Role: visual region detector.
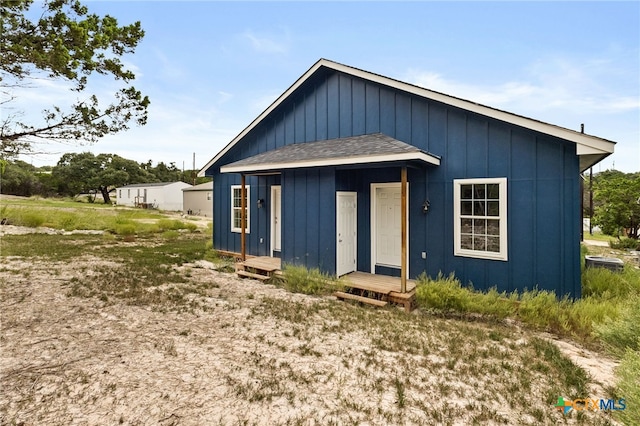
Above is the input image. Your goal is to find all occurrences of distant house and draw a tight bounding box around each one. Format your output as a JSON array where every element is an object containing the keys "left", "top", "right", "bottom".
[
  {"left": 117, "top": 182, "right": 192, "bottom": 211},
  {"left": 199, "top": 59, "right": 615, "bottom": 298},
  {"left": 182, "top": 181, "right": 213, "bottom": 217}
]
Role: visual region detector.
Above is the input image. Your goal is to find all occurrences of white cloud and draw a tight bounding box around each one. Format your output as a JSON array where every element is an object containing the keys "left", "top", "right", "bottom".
[
  {"left": 242, "top": 29, "right": 290, "bottom": 54},
  {"left": 217, "top": 91, "right": 233, "bottom": 104},
  {"left": 404, "top": 64, "right": 639, "bottom": 117},
  {"left": 402, "top": 56, "right": 639, "bottom": 172},
  {"left": 153, "top": 48, "right": 186, "bottom": 80}
]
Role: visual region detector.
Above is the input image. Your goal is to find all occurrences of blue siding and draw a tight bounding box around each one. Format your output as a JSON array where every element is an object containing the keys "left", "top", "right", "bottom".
[
  {"left": 207, "top": 68, "right": 583, "bottom": 298},
  {"left": 282, "top": 168, "right": 336, "bottom": 274}
]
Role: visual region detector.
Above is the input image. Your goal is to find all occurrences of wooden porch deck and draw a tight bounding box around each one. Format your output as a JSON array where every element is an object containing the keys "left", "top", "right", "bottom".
[
  {"left": 235, "top": 256, "right": 282, "bottom": 281},
  {"left": 234, "top": 256, "right": 416, "bottom": 311},
  {"left": 338, "top": 271, "right": 416, "bottom": 312}
]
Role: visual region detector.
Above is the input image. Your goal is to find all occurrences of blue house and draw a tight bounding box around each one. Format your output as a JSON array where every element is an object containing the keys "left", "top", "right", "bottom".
[{"left": 199, "top": 59, "right": 615, "bottom": 298}]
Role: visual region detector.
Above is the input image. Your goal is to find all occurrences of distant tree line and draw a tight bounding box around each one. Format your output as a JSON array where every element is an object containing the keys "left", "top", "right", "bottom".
[
  {"left": 0, "top": 153, "right": 211, "bottom": 204},
  {"left": 585, "top": 170, "right": 640, "bottom": 240}
]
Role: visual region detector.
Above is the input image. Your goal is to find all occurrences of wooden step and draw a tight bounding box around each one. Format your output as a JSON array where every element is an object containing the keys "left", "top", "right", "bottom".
[
  {"left": 237, "top": 270, "right": 271, "bottom": 281},
  {"left": 334, "top": 291, "right": 388, "bottom": 307}
]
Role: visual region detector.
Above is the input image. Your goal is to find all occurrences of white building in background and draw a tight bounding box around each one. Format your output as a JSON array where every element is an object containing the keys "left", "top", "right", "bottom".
[
  {"left": 116, "top": 182, "right": 192, "bottom": 211},
  {"left": 182, "top": 181, "right": 213, "bottom": 217}
]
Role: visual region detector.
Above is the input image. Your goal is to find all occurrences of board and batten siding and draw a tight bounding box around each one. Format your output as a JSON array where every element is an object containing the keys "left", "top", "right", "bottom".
[{"left": 210, "top": 68, "right": 581, "bottom": 298}]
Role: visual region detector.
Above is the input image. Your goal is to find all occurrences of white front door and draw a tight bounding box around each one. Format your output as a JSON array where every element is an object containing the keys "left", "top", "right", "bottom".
[
  {"left": 371, "top": 183, "right": 408, "bottom": 271},
  {"left": 336, "top": 192, "right": 357, "bottom": 277},
  {"left": 271, "top": 186, "right": 281, "bottom": 256}
]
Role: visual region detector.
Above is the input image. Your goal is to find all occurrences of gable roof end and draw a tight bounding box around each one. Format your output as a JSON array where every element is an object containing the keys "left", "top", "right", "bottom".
[{"left": 199, "top": 59, "right": 615, "bottom": 176}]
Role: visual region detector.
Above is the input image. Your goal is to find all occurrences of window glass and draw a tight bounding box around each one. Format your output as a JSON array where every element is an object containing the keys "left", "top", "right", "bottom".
[
  {"left": 454, "top": 178, "right": 507, "bottom": 260},
  {"left": 231, "top": 185, "right": 250, "bottom": 233}
]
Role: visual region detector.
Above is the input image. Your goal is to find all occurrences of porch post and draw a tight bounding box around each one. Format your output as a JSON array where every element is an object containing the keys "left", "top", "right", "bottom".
[
  {"left": 401, "top": 166, "right": 407, "bottom": 293},
  {"left": 241, "top": 173, "right": 246, "bottom": 261}
]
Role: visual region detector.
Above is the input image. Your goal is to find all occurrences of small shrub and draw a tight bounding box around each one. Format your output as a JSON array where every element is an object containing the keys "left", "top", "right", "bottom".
[{"left": 610, "top": 237, "right": 640, "bottom": 250}]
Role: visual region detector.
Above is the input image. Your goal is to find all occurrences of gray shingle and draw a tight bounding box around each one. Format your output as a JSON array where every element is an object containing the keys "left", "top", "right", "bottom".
[{"left": 223, "top": 133, "right": 435, "bottom": 169}]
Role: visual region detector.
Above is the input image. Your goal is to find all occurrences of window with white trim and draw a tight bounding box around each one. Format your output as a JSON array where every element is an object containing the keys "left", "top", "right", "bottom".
[
  {"left": 454, "top": 178, "right": 507, "bottom": 261},
  {"left": 231, "top": 185, "right": 250, "bottom": 233}
]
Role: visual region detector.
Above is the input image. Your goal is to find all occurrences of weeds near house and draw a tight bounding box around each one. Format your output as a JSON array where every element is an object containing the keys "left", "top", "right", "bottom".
[
  {"left": 615, "top": 349, "right": 640, "bottom": 426},
  {"left": 609, "top": 237, "right": 640, "bottom": 250},
  {"left": 595, "top": 301, "right": 640, "bottom": 357},
  {"left": 276, "top": 264, "right": 344, "bottom": 296}
]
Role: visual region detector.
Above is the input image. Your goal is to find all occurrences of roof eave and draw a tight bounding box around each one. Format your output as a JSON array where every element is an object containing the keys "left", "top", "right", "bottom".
[
  {"left": 199, "top": 58, "right": 616, "bottom": 176},
  {"left": 220, "top": 151, "right": 440, "bottom": 174}
]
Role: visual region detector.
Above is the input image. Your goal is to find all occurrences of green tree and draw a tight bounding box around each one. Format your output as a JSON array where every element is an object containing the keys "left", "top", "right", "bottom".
[
  {"left": 592, "top": 170, "right": 640, "bottom": 239},
  {"left": 0, "top": 160, "right": 38, "bottom": 195},
  {"left": 150, "top": 161, "right": 182, "bottom": 183},
  {"left": 0, "top": 160, "right": 56, "bottom": 196},
  {"left": 1, "top": 0, "right": 149, "bottom": 158},
  {"left": 52, "top": 152, "right": 156, "bottom": 203}
]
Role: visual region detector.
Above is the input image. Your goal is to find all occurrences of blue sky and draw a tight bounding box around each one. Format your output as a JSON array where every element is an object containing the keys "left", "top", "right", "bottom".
[{"left": 17, "top": 1, "right": 640, "bottom": 172}]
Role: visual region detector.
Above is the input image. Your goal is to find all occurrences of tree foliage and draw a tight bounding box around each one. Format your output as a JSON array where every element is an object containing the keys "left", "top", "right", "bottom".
[
  {"left": 0, "top": 159, "right": 55, "bottom": 196},
  {"left": 1, "top": 0, "right": 149, "bottom": 158},
  {"left": 592, "top": 170, "right": 640, "bottom": 239},
  {"left": 1, "top": 154, "right": 210, "bottom": 201},
  {"left": 52, "top": 152, "right": 157, "bottom": 203}
]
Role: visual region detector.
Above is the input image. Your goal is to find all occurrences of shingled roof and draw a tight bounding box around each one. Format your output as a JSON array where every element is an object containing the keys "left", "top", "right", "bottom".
[{"left": 220, "top": 133, "right": 440, "bottom": 174}]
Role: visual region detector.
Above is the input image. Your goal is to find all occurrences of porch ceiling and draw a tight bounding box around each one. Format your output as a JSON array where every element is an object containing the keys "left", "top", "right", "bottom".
[{"left": 219, "top": 133, "right": 441, "bottom": 174}]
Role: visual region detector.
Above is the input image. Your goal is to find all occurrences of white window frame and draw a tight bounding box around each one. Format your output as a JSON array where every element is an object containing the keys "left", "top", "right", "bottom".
[
  {"left": 453, "top": 178, "right": 507, "bottom": 261},
  {"left": 231, "top": 185, "right": 250, "bottom": 233}
]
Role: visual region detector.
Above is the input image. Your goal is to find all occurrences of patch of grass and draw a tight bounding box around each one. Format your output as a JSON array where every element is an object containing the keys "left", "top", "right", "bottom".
[
  {"left": 529, "top": 337, "right": 590, "bottom": 398},
  {"left": 415, "top": 272, "right": 517, "bottom": 319},
  {"left": 157, "top": 219, "right": 197, "bottom": 232},
  {"left": 609, "top": 237, "right": 640, "bottom": 250},
  {"left": 1, "top": 197, "right": 187, "bottom": 235},
  {"left": 614, "top": 349, "right": 640, "bottom": 425},
  {"left": 114, "top": 223, "right": 136, "bottom": 236},
  {"left": 21, "top": 211, "right": 46, "bottom": 227},
  {"left": 594, "top": 301, "right": 640, "bottom": 357},
  {"left": 162, "top": 230, "right": 180, "bottom": 240},
  {"left": 416, "top": 269, "right": 635, "bottom": 344},
  {"left": 583, "top": 266, "right": 640, "bottom": 300},
  {"left": 0, "top": 234, "right": 99, "bottom": 260},
  {"left": 276, "top": 264, "right": 344, "bottom": 296}
]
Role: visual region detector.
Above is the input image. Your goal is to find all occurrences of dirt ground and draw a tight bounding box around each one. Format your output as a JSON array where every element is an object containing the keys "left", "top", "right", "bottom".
[{"left": 0, "top": 228, "right": 621, "bottom": 425}]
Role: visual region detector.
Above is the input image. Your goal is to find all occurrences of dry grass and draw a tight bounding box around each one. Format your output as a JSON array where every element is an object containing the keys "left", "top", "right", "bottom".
[{"left": 0, "top": 232, "right": 619, "bottom": 425}]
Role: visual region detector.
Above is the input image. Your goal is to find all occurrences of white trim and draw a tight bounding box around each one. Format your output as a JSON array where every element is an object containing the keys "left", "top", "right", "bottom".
[
  {"left": 270, "top": 185, "right": 281, "bottom": 256},
  {"left": 200, "top": 58, "right": 614, "bottom": 176},
  {"left": 453, "top": 178, "right": 508, "bottom": 261},
  {"left": 230, "top": 185, "right": 250, "bottom": 233},
  {"left": 370, "top": 182, "right": 409, "bottom": 274},
  {"left": 220, "top": 151, "right": 440, "bottom": 174},
  {"left": 336, "top": 191, "right": 357, "bottom": 277}
]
